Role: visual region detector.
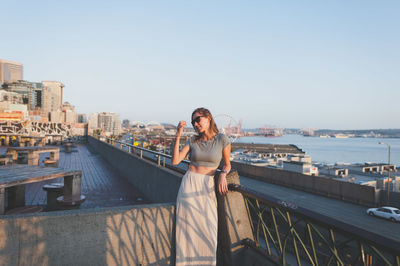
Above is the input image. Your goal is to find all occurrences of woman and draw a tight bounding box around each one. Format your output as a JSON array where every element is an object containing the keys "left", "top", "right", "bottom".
[{"left": 172, "top": 107, "right": 231, "bottom": 266}]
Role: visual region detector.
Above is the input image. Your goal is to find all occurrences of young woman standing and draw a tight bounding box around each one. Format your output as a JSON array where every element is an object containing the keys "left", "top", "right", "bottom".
[{"left": 172, "top": 107, "right": 231, "bottom": 266}]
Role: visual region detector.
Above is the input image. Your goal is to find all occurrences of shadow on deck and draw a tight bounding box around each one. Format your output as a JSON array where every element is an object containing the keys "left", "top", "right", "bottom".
[{"left": 0, "top": 144, "right": 149, "bottom": 209}]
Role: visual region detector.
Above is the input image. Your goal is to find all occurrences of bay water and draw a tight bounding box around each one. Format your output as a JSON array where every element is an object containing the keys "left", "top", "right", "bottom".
[{"left": 236, "top": 135, "right": 400, "bottom": 165}]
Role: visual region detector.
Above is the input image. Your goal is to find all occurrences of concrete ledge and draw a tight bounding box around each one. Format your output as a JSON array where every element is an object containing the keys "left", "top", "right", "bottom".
[
  {"left": 231, "top": 161, "right": 378, "bottom": 206},
  {"left": 0, "top": 203, "right": 175, "bottom": 266}
]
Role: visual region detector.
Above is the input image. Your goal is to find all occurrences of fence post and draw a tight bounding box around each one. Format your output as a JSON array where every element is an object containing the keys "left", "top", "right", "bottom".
[{"left": 216, "top": 170, "right": 256, "bottom": 266}]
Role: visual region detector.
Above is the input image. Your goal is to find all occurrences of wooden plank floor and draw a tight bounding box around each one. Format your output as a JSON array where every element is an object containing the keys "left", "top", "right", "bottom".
[{"left": 0, "top": 144, "right": 148, "bottom": 209}]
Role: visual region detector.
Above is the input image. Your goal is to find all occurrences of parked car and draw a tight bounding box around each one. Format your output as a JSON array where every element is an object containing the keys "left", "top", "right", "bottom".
[{"left": 367, "top": 206, "right": 400, "bottom": 222}]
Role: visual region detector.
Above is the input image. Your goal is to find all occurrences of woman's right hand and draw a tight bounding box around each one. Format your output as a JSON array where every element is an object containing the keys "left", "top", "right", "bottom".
[{"left": 177, "top": 121, "right": 186, "bottom": 136}]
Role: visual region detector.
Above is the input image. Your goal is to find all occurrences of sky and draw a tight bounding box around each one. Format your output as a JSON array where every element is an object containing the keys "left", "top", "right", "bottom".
[{"left": 1, "top": 0, "right": 399, "bottom": 129}]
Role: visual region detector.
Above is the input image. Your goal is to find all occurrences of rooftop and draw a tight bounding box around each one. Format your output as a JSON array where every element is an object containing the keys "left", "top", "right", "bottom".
[{"left": 0, "top": 144, "right": 148, "bottom": 210}]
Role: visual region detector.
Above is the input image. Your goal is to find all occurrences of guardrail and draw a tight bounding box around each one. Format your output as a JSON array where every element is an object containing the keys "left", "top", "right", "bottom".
[
  {"left": 99, "top": 135, "right": 190, "bottom": 169},
  {"left": 96, "top": 136, "right": 400, "bottom": 266},
  {"left": 230, "top": 184, "right": 400, "bottom": 266}
]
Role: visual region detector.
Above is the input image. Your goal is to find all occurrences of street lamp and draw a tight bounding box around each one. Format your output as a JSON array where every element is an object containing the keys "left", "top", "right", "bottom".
[{"left": 379, "top": 142, "right": 391, "bottom": 205}]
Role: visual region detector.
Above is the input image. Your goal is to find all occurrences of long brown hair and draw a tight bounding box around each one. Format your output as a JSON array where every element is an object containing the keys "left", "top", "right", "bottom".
[{"left": 192, "top": 107, "right": 219, "bottom": 142}]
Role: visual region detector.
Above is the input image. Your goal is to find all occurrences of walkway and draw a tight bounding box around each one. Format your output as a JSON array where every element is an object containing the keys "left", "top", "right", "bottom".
[{"left": 0, "top": 144, "right": 148, "bottom": 209}]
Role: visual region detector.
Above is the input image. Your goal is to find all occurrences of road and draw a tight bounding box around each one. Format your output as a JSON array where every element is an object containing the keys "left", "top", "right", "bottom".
[{"left": 240, "top": 176, "right": 400, "bottom": 244}]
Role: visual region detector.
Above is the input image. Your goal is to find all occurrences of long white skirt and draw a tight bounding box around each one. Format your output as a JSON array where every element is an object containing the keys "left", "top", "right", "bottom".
[{"left": 175, "top": 171, "right": 218, "bottom": 266}]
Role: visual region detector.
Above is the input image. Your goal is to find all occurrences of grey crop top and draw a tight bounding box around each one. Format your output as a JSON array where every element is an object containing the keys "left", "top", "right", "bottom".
[{"left": 189, "top": 133, "right": 230, "bottom": 168}]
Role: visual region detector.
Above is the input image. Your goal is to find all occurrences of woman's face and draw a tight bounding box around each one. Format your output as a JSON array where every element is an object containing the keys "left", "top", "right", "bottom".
[{"left": 192, "top": 112, "right": 210, "bottom": 133}]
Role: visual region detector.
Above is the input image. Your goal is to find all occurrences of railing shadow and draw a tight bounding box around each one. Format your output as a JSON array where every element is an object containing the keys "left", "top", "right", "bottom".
[{"left": 0, "top": 204, "right": 175, "bottom": 266}]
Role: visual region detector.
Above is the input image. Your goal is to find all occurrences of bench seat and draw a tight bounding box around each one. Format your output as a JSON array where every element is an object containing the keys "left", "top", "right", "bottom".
[
  {"left": 6, "top": 206, "right": 43, "bottom": 215},
  {"left": 57, "top": 195, "right": 86, "bottom": 207},
  {"left": 43, "top": 183, "right": 64, "bottom": 211},
  {"left": 43, "top": 160, "right": 58, "bottom": 167}
]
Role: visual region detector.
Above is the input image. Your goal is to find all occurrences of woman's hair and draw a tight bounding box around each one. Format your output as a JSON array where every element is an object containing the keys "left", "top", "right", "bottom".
[{"left": 192, "top": 107, "right": 219, "bottom": 142}]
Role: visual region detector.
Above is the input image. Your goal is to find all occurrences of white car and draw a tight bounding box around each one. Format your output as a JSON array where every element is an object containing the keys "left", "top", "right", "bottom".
[{"left": 367, "top": 206, "right": 400, "bottom": 222}]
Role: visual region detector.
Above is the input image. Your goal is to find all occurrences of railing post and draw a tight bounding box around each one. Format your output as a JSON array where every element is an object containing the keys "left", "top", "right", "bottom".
[
  {"left": 217, "top": 170, "right": 255, "bottom": 266},
  {"left": 157, "top": 154, "right": 161, "bottom": 166},
  {"left": 140, "top": 150, "right": 143, "bottom": 158}
]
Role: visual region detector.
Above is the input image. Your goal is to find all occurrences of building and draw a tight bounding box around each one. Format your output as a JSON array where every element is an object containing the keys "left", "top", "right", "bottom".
[
  {"left": 283, "top": 161, "right": 319, "bottom": 176},
  {"left": 0, "top": 59, "right": 23, "bottom": 85},
  {"left": 122, "top": 119, "right": 130, "bottom": 128},
  {"left": 319, "top": 167, "right": 349, "bottom": 178},
  {"left": 42, "top": 81, "right": 64, "bottom": 115},
  {"left": 0, "top": 90, "right": 23, "bottom": 105},
  {"left": 88, "top": 113, "right": 99, "bottom": 134},
  {"left": 49, "top": 111, "right": 63, "bottom": 123},
  {"left": 98, "top": 112, "right": 121, "bottom": 136},
  {"left": 77, "top": 114, "right": 87, "bottom": 123},
  {"left": 1, "top": 80, "right": 43, "bottom": 111},
  {"left": 0, "top": 110, "right": 25, "bottom": 121},
  {"left": 62, "top": 102, "right": 76, "bottom": 123}
]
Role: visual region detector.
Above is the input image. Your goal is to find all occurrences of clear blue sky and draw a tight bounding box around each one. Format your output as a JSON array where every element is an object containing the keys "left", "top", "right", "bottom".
[{"left": 1, "top": 0, "right": 399, "bottom": 129}]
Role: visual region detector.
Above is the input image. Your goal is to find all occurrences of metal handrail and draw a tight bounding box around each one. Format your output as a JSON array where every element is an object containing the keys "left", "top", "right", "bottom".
[
  {"left": 229, "top": 183, "right": 400, "bottom": 265},
  {"left": 97, "top": 135, "right": 191, "bottom": 167}
]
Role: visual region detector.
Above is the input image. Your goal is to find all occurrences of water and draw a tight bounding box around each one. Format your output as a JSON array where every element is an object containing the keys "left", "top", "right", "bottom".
[{"left": 236, "top": 135, "right": 400, "bottom": 165}]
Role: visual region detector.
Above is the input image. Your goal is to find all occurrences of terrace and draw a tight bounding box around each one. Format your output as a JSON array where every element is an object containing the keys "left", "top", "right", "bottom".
[{"left": 0, "top": 138, "right": 399, "bottom": 265}]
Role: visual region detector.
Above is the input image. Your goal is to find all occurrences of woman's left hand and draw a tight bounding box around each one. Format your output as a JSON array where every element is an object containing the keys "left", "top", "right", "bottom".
[{"left": 218, "top": 174, "right": 228, "bottom": 195}]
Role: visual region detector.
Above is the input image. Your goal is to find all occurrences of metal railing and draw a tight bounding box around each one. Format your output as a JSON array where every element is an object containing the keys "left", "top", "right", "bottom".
[
  {"left": 96, "top": 136, "right": 400, "bottom": 265},
  {"left": 229, "top": 184, "right": 400, "bottom": 266},
  {"left": 96, "top": 135, "right": 191, "bottom": 171}
]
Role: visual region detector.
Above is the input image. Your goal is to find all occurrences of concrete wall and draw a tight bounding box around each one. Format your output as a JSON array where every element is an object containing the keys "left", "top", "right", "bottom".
[
  {"left": 389, "top": 192, "right": 400, "bottom": 208},
  {"left": 380, "top": 191, "right": 400, "bottom": 208},
  {"left": 231, "top": 161, "right": 379, "bottom": 206},
  {"left": 0, "top": 204, "right": 175, "bottom": 266},
  {"left": 86, "top": 138, "right": 266, "bottom": 265},
  {"left": 88, "top": 136, "right": 182, "bottom": 203}
]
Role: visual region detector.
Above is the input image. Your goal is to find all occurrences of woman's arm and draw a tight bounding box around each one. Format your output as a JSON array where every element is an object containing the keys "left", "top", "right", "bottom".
[
  {"left": 171, "top": 121, "right": 190, "bottom": 165},
  {"left": 218, "top": 143, "right": 231, "bottom": 195}
]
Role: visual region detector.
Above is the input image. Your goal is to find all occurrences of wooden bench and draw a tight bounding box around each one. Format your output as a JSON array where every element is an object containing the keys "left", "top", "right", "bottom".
[
  {"left": 0, "top": 154, "right": 13, "bottom": 165},
  {"left": 17, "top": 152, "right": 28, "bottom": 164},
  {"left": 5, "top": 206, "right": 43, "bottom": 215},
  {"left": 7, "top": 146, "right": 60, "bottom": 166},
  {"left": 43, "top": 160, "right": 58, "bottom": 167},
  {"left": 0, "top": 158, "right": 7, "bottom": 165},
  {"left": 57, "top": 195, "right": 86, "bottom": 209},
  {"left": 0, "top": 165, "right": 82, "bottom": 215},
  {"left": 43, "top": 183, "right": 64, "bottom": 211}
]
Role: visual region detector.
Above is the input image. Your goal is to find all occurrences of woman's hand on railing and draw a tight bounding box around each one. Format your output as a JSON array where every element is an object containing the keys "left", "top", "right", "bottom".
[{"left": 218, "top": 173, "right": 228, "bottom": 195}]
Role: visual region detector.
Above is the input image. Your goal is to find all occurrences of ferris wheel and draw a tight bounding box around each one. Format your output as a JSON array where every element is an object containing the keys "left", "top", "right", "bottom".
[{"left": 214, "top": 114, "right": 242, "bottom": 143}]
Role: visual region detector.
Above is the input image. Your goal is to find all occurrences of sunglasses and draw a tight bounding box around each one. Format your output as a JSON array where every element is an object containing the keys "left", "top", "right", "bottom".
[{"left": 191, "top": 116, "right": 205, "bottom": 126}]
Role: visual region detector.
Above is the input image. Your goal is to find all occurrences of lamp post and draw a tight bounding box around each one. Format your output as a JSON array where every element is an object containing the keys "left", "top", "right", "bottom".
[{"left": 379, "top": 142, "right": 391, "bottom": 205}]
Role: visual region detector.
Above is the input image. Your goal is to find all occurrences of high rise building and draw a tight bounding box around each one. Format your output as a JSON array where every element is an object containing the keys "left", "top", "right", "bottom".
[
  {"left": 0, "top": 59, "right": 23, "bottom": 85},
  {"left": 1, "top": 80, "right": 43, "bottom": 111},
  {"left": 42, "top": 81, "right": 64, "bottom": 114},
  {"left": 98, "top": 112, "right": 122, "bottom": 136},
  {"left": 88, "top": 113, "right": 99, "bottom": 134}
]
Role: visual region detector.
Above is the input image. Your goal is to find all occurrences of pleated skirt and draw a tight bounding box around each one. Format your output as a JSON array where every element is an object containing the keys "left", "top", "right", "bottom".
[{"left": 175, "top": 170, "right": 218, "bottom": 266}]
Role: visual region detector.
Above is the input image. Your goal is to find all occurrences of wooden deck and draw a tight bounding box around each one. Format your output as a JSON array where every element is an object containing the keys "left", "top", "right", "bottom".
[{"left": 0, "top": 144, "right": 148, "bottom": 209}]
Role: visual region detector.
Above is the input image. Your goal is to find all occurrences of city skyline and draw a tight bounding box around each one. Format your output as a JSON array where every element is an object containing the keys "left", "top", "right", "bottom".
[{"left": 1, "top": 1, "right": 399, "bottom": 129}]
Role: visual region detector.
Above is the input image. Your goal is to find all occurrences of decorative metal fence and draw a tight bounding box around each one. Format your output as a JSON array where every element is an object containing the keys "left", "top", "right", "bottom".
[{"left": 229, "top": 184, "right": 400, "bottom": 266}]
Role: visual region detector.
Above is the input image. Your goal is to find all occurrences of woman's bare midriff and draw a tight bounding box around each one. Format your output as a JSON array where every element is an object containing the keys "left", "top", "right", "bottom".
[{"left": 189, "top": 164, "right": 217, "bottom": 176}]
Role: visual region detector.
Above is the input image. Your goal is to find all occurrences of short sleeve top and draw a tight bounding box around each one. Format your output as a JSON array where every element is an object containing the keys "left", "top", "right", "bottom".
[{"left": 189, "top": 133, "right": 230, "bottom": 168}]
